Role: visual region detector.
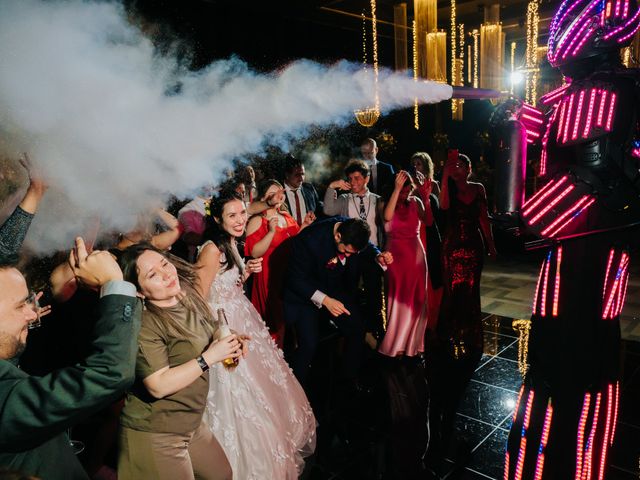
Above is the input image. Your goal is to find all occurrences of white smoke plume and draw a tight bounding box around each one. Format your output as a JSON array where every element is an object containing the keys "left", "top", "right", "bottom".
[{"left": 0, "top": 0, "right": 452, "bottom": 253}]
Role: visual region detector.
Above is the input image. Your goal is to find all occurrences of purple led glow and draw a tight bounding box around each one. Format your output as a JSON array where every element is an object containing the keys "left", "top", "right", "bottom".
[
  {"left": 604, "top": 5, "right": 640, "bottom": 39},
  {"left": 623, "top": 0, "right": 630, "bottom": 17},
  {"left": 571, "top": 26, "right": 596, "bottom": 57}
]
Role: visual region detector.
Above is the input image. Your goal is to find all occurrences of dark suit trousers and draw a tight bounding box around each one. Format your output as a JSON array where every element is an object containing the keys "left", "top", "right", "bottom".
[{"left": 284, "top": 299, "right": 365, "bottom": 386}]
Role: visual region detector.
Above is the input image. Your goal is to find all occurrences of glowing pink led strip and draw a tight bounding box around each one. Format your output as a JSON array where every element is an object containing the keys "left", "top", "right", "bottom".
[
  {"left": 602, "top": 249, "right": 616, "bottom": 301},
  {"left": 583, "top": 392, "right": 602, "bottom": 480},
  {"left": 632, "top": 147, "right": 640, "bottom": 157},
  {"left": 529, "top": 185, "right": 576, "bottom": 225},
  {"left": 540, "top": 85, "right": 569, "bottom": 105},
  {"left": 583, "top": 89, "right": 597, "bottom": 137},
  {"left": 522, "top": 176, "right": 569, "bottom": 216},
  {"left": 603, "top": 6, "right": 640, "bottom": 40},
  {"left": 558, "top": 100, "right": 568, "bottom": 141},
  {"left": 533, "top": 259, "right": 546, "bottom": 315},
  {"left": 559, "top": 2, "right": 600, "bottom": 60},
  {"left": 533, "top": 401, "right": 554, "bottom": 480},
  {"left": 547, "top": 197, "right": 596, "bottom": 237},
  {"left": 623, "top": 0, "right": 630, "bottom": 17},
  {"left": 572, "top": 90, "right": 586, "bottom": 139},
  {"left": 504, "top": 452, "right": 510, "bottom": 480},
  {"left": 541, "top": 254, "right": 552, "bottom": 317},
  {"left": 571, "top": 26, "right": 596, "bottom": 58},
  {"left": 575, "top": 392, "right": 591, "bottom": 480},
  {"left": 596, "top": 90, "right": 608, "bottom": 127},
  {"left": 553, "top": 246, "right": 563, "bottom": 316},
  {"left": 598, "top": 385, "right": 614, "bottom": 480},
  {"left": 605, "top": 93, "right": 617, "bottom": 131},
  {"left": 610, "top": 382, "right": 620, "bottom": 445},
  {"left": 603, "top": 253, "right": 628, "bottom": 319},
  {"left": 515, "top": 390, "right": 535, "bottom": 480},
  {"left": 563, "top": 94, "right": 576, "bottom": 143},
  {"left": 617, "top": 268, "right": 630, "bottom": 317}
]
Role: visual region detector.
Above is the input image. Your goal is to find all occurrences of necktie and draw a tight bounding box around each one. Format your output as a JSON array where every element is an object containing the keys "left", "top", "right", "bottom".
[
  {"left": 358, "top": 196, "right": 367, "bottom": 221},
  {"left": 293, "top": 190, "right": 303, "bottom": 225}
]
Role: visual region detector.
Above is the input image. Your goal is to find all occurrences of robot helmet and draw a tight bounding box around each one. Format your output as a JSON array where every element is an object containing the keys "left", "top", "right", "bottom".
[{"left": 548, "top": 0, "right": 640, "bottom": 67}]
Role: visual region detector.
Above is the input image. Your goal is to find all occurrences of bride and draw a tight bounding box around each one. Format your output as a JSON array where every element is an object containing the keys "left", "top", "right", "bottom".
[{"left": 196, "top": 191, "right": 316, "bottom": 479}]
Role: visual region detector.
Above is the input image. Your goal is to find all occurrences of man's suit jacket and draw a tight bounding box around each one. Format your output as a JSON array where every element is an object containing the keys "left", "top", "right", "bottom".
[
  {"left": 284, "top": 182, "right": 323, "bottom": 218},
  {"left": 0, "top": 294, "right": 141, "bottom": 480},
  {"left": 283, "top": 217, "right": 379, "bottom": 307},
  {"left": 369, "top": 160, "right": 395, "bottom": 195}
]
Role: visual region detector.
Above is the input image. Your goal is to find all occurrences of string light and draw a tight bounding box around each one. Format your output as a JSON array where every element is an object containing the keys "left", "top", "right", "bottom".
[
  {"left": 413, "top": 20, "right": 419, "bottom": 130},
  {"left": 511, "top": 41, "right": 517, "bottom": 94},
  {"left": 473, "top": 29, "right": 479, "bottom": 88},
  {"left": 354, "top": 0, "right": 380, "bottom": 127},
  {"left": 526, "top": 1, "right": 540, "bottom": 105},
  {"left": 451, "top": 0, "right": 457, "bottom": 116},
  {"left": 467, "top": 44, "right": 472, "bottom": 83},
  {"left": 512, "top": 319, "right": 531, "bottom": 377}
]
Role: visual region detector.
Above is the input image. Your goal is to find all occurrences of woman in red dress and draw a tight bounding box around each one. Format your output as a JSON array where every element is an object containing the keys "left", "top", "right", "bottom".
[{"left": 244, "top": 180, "right": 315, "bottom": 347}]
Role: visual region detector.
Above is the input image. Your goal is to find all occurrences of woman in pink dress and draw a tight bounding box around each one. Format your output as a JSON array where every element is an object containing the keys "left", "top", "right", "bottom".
[
  {"left": 378, "top": 170, "right": 433, "bottom": 357},
  {"left": 244, "top": 180, "right": 314, "bottom": 347}
]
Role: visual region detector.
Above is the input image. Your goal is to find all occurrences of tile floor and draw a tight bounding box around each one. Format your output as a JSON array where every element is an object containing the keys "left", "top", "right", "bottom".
[{"left": 302, "top": 313, "right": 640, "bottom": 479}]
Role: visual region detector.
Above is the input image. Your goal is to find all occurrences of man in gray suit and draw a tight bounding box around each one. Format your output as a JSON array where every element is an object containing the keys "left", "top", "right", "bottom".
[{"left": 323, "top": 160, "right": 385, "bottom": 345}]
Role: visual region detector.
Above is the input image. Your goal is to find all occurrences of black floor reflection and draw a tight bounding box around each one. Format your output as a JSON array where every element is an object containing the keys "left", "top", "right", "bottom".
[{"left": 301, "top": 313, "right": 640, "bottom": 480}]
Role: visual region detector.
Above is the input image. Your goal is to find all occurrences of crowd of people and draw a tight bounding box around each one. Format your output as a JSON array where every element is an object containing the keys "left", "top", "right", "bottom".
[{"left": 0, "top": 137, "right": 496, "bottom": 479}]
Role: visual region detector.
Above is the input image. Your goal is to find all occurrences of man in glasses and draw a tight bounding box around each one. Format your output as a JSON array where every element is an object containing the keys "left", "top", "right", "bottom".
[{"left": 0, "top": 238, "right": 141, "bottom": 480}]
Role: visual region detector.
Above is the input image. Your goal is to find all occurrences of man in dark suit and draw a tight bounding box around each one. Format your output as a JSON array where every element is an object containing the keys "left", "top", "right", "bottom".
[
  {"left": 282, "top": 154, "right": 322, "bottom": 225},
  {"left": 283, "top": 217, "right": 392, "bottom": 385},
  {"left": 0, "top": 238, "right": 141, "bottom": 480},
  {"left": 360, "top": 138, "right": 395, "bottom": 195}
]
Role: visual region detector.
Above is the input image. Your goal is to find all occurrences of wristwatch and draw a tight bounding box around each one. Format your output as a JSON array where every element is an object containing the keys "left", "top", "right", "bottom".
[{"left": 196, "top": 355, "right": 209, "bottom": 372}]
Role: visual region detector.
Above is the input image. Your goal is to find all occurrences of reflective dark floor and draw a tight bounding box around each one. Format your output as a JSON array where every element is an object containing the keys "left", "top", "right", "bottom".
[{"left": 301, "top": 314, "right": 640, "bottom": 480}]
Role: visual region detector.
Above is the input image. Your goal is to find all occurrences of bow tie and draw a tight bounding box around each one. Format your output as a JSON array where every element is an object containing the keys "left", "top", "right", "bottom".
[{"left": 337, "top": 253, "right": 346, "bottom": 261}]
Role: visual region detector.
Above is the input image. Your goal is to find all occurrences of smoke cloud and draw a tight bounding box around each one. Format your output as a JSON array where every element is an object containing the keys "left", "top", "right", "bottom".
[{"left": 0, "top": 0, "right": 452, "bottom": 253}]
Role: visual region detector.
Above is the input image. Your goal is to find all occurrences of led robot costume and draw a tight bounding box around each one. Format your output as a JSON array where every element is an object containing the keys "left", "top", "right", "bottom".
[{"left": 504, "top": 0, "right": 640, "bottom": 478}]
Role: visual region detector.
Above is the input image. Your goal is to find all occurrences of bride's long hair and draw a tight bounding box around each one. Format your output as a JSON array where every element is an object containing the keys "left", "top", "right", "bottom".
[{"left": 203, "top": 191, "right": 246, "bottom": 274}]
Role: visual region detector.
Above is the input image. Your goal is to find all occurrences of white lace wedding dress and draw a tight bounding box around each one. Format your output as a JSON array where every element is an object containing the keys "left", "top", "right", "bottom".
[{"left": 203, "top": 248, "right": 316, "bottom": 479}]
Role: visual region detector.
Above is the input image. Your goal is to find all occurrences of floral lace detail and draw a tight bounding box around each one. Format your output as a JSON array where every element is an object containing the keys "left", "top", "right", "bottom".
[{"left": 204, "top": 247, "right": 316, "bottom": 479}]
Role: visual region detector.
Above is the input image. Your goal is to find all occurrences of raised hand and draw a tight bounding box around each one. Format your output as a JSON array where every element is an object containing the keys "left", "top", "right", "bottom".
[
  {"left": 329, "top": 179, "right": 351, "bottom": 191},
  {"left": 68, "top": 237, "right": 123, "bottom": 288},
  {"left": 394, "top": 170, "right": 409, "bottom": 191}
]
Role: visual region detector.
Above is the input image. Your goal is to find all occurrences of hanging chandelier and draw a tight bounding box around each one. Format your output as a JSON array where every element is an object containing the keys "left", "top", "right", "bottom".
[{"left": 354, "top": 0, "right": 380, "bottom": 127}]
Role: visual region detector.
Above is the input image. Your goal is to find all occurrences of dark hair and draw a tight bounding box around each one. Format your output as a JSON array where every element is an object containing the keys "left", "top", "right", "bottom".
[
  {"left": 116, "top": 243, "right": 214, "bottom": 335},
  {"left": 257, "top": 178, "right": 283, "bottom": 199},
  {"left": 283, "top": 154, "right": 303, "bottom": 175},
  {"left": 336, "top": 219, "right": 370, "bottom": 251},
  {"left": 203, "top": 191, "right": 246, "bottom": 274},
  {"left": 344, "top": 159, "right": 370, "bottom": 178},
  {"left": 447, "top": 152, "right": 472, "bottom": 198},
  {"left": 410, "top": 152, "right": 435, "bottom": 180}
]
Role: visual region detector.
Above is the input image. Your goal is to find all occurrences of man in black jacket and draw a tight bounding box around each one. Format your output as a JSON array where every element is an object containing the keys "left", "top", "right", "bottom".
[
  {"left": 283, "top": 217, "right": 392, "bottom": 385},
  {"left": 282, "top": 154, "right": 322, "bottom": 226}
]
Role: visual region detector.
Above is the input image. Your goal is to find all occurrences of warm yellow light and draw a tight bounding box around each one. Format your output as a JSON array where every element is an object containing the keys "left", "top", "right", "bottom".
[
  {"left": 473, "top": 29, "right": 479, "bottom": 88},
  {"left": 512, "top": 319, "right": 531, "bottom": 378},
  {"left": 354, "top": 0, "right": 380, "bottom": 127},
  {"left": 525, "top": 1, "right": 540, "bottom": 105}
]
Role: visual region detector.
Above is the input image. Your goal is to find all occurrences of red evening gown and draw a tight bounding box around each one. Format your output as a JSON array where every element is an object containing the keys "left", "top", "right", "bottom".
[
  {"left": 245, "top": 212, "right": 300, "bottom": 348},
  {"left": 378, "top": 198, "right": 429, "bottom": 357}
]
